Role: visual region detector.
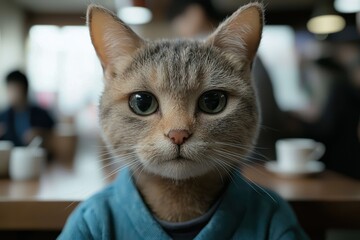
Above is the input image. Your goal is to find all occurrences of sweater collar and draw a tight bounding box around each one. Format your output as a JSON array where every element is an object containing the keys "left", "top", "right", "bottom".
[{"left": 115, "top": 168, "right": 246, "bottom": 239}]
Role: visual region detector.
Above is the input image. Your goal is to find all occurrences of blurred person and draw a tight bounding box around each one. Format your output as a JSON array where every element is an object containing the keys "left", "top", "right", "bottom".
[
  {"left": 169, "top": 0, "right": 223, "bottom": 38},
  {"left": 334, "top": 43, "right": 360, "bottom": 142},
  {"left": 252, "top": 58, "right": 289, "bottom": 160},
  {"left": 351, "top": 61, "right": 360, "bottom": 141},
  {"left": 0, "top": 70, "right": 55, "bottom": 147},
  {"left": 296, "top": 58, "right": 360, "bottom": 179}
]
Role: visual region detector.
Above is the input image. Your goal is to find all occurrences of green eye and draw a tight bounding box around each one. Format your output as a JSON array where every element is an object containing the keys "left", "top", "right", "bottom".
[
  {"left": 198, "top": 90, "right": 227, "bottom": 114},
  {"left": 129, "top": 92, "right": 158, "bottom": 116}
]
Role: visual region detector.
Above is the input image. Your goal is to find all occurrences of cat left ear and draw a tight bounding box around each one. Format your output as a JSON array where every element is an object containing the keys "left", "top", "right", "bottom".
[
  {"left": 87, "top": 5, "right": 144, "bottom": 69},
  {"left": 206, "top": 3, "right": 264, "bottom": 63}
]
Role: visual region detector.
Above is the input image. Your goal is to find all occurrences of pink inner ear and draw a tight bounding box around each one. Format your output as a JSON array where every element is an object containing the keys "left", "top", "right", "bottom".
[
  {"left": 89, "top": 9, "right": 111, "bottom": 67},
  {"left": 236, "top": 7, "right": 263, "bottom": 60},
  {"left": 88, "top": 6, "right": 144, "bottom": 69}
]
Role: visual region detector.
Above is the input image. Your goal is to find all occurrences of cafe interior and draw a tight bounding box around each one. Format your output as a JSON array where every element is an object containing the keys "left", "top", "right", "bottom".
[{"left": 0, "top": 0, "right": 360, "bottom": 239}]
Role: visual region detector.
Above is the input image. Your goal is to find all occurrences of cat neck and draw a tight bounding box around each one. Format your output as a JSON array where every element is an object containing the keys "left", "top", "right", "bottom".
[{"left": 133, "top": 169, "right": 228, "bottom": 222}]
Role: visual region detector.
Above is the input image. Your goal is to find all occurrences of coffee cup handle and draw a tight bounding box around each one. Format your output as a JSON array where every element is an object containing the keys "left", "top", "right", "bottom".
[{"left": 308, "top": 142, "right": 325, "bottom": 161}]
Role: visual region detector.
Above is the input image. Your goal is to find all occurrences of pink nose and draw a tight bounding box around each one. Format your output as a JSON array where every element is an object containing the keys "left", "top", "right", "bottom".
[{"left": 167, "top": 130, "right": 191, "bottom": 145}]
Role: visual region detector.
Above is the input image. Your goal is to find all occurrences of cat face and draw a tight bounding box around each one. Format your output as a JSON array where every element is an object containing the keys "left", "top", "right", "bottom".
[{"left": 88, "top": 3, "right": 263, "bottom": 180}]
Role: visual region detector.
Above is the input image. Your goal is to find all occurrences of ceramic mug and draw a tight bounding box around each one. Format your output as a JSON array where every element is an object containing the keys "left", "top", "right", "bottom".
[
  {"left": 276, "top": 138, "right": 325, "bottom": 172},
  {"left": 9, "top": 147, "right": 46, "bottom": 181},
  {"left": 0, "top": 141, "right": 13, "bottom": 177}
]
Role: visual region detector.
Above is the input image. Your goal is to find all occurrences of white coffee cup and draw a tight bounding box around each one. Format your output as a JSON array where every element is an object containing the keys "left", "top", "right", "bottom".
[
  {"left": 9, "top": 147, "right": 46, "bottom": 181},
  {"left": 0, "top": 141, "right": 13, "bottom": 177},
  {"left": 276, "top": 138, "right": 325, "bottom": 172}
]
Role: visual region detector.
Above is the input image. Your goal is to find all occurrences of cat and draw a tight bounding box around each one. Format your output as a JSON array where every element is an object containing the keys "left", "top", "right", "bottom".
[
  {"left": 58, "top": 2, "right": 309, "bottom": 239},
  {"left": 93, "top": 3, "right": 261, "bottom": 223}
]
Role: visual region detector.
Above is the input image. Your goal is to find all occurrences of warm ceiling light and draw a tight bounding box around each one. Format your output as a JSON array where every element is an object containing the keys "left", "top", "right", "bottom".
[
  {"left": 117, "top": 6, "right": 152, "bottom": 25},
  {"left": 307, "top": 15, "right": 346, "bottom": 34},
  {"left": 334, "top": 0, "right": 360, "bottom": 13},
  {"left": 307, "top": 0, "right": 346, "bottom": 34}
]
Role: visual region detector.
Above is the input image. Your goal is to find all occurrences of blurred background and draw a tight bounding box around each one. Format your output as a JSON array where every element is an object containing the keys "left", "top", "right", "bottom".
[
  {"left": 1, "top": 0, "right": 359, "bottom": 175},
  {"left": 0, "top": 0, "right": 360, "bottom": 169},
  {"left": 0, "top": 0, "right": 360, "bottom": 239}
]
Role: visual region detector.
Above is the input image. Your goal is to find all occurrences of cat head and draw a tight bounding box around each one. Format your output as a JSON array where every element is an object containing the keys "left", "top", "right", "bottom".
[{"left": 87, "top": 3, "right": 263, "bottom": 180}]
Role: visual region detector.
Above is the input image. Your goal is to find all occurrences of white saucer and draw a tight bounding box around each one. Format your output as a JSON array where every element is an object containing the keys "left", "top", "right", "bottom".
[{"left": 265, "top": 161, "right": 325, "bottom": 178}]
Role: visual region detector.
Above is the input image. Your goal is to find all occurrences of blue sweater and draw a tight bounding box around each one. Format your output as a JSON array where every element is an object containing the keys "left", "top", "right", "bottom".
[{"left": 58, "top": 169, "right": 309, "bottom": 240}]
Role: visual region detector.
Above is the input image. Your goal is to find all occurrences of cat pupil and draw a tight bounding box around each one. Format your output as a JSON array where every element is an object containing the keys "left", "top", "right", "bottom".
[
  {"left": 204, "top": 92, "right": 221, "bottom": 110},
  {"left": 135, "top": 94, "right": 152, "bottom": 112}
]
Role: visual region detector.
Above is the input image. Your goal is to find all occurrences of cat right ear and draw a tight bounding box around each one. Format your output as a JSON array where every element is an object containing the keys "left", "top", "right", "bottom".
[
  {"left": 87, "top": 5, "right": 144, "bottom": 69},
  {"left": 206, "top": 3, "right": 264, "bottom": 64}
]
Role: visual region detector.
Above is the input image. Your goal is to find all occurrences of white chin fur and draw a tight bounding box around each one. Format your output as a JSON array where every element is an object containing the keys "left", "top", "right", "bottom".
[{"left": 143, "top": 161, "right": 212, "bottom": 180}]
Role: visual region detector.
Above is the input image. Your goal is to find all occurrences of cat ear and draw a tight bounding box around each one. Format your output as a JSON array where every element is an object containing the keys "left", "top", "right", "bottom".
[
  {"left": 206, "top": 3, "right": 264, "bottom": 63},
  {"left": 87, "top": 5, "right": 144, "bottom": 69}
]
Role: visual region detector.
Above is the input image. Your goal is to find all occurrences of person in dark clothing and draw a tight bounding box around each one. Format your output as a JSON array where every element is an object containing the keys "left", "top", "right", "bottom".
[
  {"left": 252, "top": 58, "right": 290, "bottom": 160},
  {"left": 169, "top": 0, "right": 225, "bottom": 38},
  {"left": 298, "top": 58, "right": 360, "bottom": 179},
  {"left": 253, "top": 57, "right": 360, "bottom": 179},
  {"left": 0, "top": 70, "right": 55, "bottom": 147}
]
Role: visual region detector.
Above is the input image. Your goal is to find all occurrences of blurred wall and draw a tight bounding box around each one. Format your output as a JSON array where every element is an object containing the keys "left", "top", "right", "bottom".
[{"left": 0, "top": 1, "right": 25, "bottom": 109}]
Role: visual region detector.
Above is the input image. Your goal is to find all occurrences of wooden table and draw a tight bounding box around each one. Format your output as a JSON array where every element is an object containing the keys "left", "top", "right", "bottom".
[
  {"left": 0, "top": 140, "right": 112, "bottom": 237},
  {"left": 1, "top": 147, "right": 360, "bottom": 239}
]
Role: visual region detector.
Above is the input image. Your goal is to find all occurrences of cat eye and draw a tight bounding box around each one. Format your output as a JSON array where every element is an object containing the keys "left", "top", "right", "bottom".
[
  {"left": 198, "top": 90, "right": 227, "bottom": 114},
  {"left": 129, "top": 92, "right": 158, "bottom": 116}
]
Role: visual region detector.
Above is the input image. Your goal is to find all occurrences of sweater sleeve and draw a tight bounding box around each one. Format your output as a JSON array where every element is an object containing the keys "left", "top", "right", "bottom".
[
  {"left": 57, "top": 205, "right": 98, "bottom": 240},
  {"left": 269, "top": 196, "right": 310, "bottom": 240},
  {"left": 276, "top": 230, "right": 306, "bottom": 240},
  {"left": 58, "top": 209, "right": 94, "bottom": 240}
]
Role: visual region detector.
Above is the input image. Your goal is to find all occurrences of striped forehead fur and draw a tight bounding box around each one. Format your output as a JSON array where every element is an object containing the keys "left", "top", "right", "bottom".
[{"left": 117, "top": 39, "right": 250, "bottom": 94}]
